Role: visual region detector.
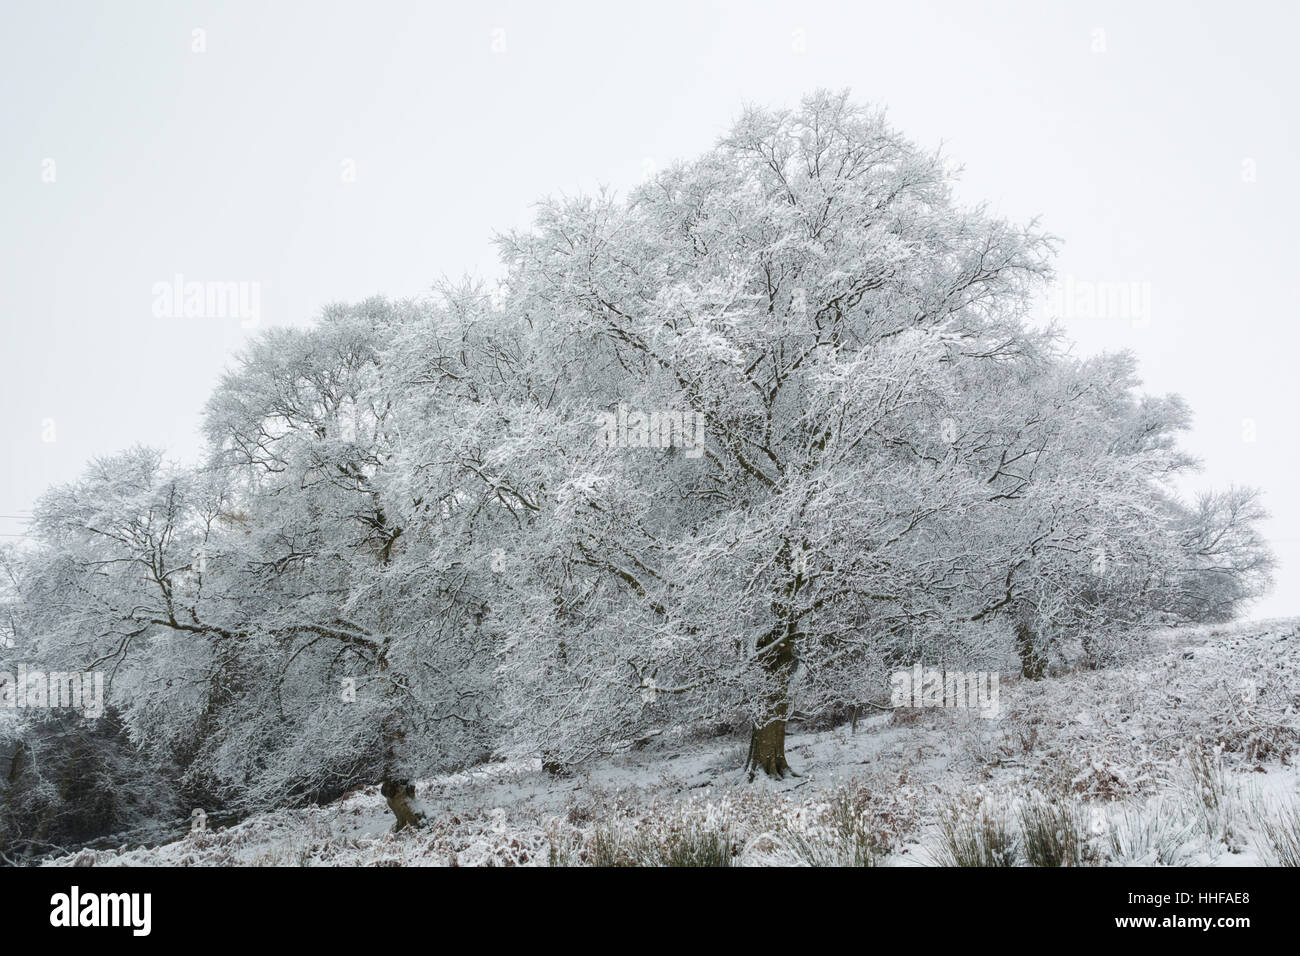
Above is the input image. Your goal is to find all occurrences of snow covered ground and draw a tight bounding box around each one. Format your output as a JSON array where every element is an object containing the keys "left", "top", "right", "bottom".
[{"left": 49, "top": 619, "right": 1300, "bottom": 867}]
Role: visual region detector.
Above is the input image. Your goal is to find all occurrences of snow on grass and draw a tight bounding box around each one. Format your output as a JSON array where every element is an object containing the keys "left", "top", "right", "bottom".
[{"left": 49, "top": 619, "right": 1300, "bottom": 866}]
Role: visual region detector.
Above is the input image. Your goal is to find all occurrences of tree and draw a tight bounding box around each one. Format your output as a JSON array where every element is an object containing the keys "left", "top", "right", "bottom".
[
  {"left": 5, "top": 88, "right": 1276, "bottom": 827},
  {"left": 495, "top": 90, "right": 1060, "bottom": 776},
  {"left": 199, "top": 297, "right": 505, "bottom": 826},
  {"left": 1172, "top": 487, "right": 1275, "bottom": 623}
]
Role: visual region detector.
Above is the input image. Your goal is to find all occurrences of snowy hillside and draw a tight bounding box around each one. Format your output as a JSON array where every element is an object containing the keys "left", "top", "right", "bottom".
[{"left": 51, "top": 618, "right": 1300, "bottom": 867}]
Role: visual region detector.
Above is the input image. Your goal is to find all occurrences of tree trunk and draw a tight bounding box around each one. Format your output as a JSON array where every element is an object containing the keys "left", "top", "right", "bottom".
[
  {"left": 746, "top": 542, "right": 806, "bottom": 780},
  {"left": 746, "top": 626, "right": 798, "bottom": 780},
  {"left": 380, "top": 778, "right": 425, "bottom": 831},
  {"left": 1015, "top": 619, "right": 1046, "bottom": 680},
  {"left": 373, "top": 522, "right": 423, "bottom": 832},
  {"left": 746, "top": 718, "right": 791, "bottom": 778},
  {"left": 377, "top": 640, "right": 424, "bottom": 831},
  {"left": 378, "top": 705, "right": 424, "bottom": 831}
]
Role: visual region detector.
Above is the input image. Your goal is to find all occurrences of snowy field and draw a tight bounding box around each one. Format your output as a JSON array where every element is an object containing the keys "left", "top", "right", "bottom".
[{"left": 50, "top": 618, "right": 1300, "bottom": 867}]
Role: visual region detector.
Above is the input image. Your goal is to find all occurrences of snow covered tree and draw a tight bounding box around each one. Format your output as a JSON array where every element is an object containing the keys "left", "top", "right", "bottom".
[
  {"left": 1171, "top": 487, "right": 1274, "bottom": 623},
  {"left": 199, "top": 297, "right": 506, "bottom": 826},
  {"left": 495, "top": 90, "right": 1063, "bottom": 776},
  {"left": 5, "top": 89, "right": 1276, "bottom": 820}
]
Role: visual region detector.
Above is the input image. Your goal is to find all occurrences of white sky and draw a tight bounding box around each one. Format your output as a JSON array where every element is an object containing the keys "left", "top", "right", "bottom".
[{"left": 2, "top": 0, "right": 1297, "bottom": 617}]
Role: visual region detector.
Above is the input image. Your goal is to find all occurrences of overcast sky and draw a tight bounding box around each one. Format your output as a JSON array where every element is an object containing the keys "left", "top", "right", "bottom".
[{"left": 2, "top": 0, "right": 1297, "bottom": 617}]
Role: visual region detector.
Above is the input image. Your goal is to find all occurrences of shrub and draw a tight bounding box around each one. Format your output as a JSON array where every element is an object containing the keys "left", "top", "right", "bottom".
[
  {"left": 1018, "top": 795, "right": 1085, "bottom": 866},
  {"left": 585, "top": 818, "right": 734, "bottom": 867},
  {"left": 935, "top": 797, "right": 1016, "bottom": 867},
  {"left": 1256, "top": 801, "right": 1300, "bottom": 867}
]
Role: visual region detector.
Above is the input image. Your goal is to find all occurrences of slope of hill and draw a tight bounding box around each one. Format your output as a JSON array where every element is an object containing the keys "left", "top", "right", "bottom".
[{"left": 49, "top": 619, "right": 1300, "bottom": 867}]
